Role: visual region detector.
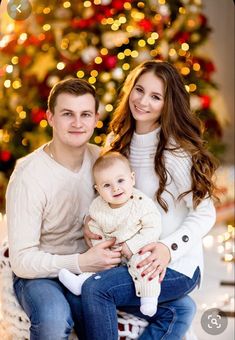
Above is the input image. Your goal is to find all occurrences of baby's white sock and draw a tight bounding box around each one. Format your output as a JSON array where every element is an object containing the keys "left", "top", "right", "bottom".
[
  {"left": 140, "top": 297, "right": 158, "bottom": 317},
  {"left": 59, "top": 268, "right": 92, "bottom": 295}
]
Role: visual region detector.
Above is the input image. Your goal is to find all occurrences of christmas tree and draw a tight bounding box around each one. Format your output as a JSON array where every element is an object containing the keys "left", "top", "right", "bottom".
[{"left": 0, "top": 0, "right": 224, "bottom": 210}]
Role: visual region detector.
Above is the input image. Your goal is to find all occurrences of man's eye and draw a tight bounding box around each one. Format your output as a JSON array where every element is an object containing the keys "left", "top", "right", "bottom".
[
  {"left": 82, "top": 113, "right": 91, "bottom": 117},
  {"left": 63, "top": 112, "right": 72, "bottom": 116}
]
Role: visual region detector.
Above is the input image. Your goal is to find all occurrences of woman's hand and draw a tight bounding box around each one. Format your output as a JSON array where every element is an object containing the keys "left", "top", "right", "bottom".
[
  {"left": 137, "top": 242, "right": 171, "bottom": 282},
  {"left": 83, "top": 216, "right": 102, "bottom": 248}
]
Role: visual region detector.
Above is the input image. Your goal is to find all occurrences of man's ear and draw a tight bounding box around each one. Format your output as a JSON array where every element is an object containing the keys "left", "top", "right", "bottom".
[
  {"left": 46, "top": 110, "right": 53, "bottom": 127},
  {"left": 131, "top": 172, "right": 135, "bottom": 186}
]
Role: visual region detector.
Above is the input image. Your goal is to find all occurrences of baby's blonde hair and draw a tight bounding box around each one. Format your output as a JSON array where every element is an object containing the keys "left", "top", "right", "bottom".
[{"left": 93, "top": 151, "right": 131, "bottom": 179}]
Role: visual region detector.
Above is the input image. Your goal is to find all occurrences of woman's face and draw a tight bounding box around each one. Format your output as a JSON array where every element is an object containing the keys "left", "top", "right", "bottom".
[{"left": 129, "top": 71, "right": 165, "bottom": 134}]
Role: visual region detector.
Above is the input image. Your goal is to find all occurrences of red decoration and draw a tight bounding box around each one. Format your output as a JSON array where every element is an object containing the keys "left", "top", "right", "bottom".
[
  {"left": 139, "top": 19, "right": 154, "bottom": 33},
  {"left": 0, "top": 150, "right": 11, "bottom": 162},
  {"left": 103, "top": 55, "right": 117, "bottom": 70},
  {"left": 175, "top": 32, "right": 190, "bottom": 44},
  {"left": 200, "top": 95, "right": 211, "bottom": 109},
  {"left": 31, "top": 108, "right": 47, "bottom": 124}
]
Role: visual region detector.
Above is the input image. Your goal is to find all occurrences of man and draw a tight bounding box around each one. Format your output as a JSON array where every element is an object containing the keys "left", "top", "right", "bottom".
[{"left": 6, "top": 78, "right": 121, "bottom": 339}]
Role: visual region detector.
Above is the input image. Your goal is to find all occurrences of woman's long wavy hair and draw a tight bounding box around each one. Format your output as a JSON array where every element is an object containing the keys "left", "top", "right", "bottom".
[{"left": 108, "top": 60, "right": 218, "bottom": 212}]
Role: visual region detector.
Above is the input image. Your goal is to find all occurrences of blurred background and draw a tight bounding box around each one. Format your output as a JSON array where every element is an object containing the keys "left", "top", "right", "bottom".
[{"left": 0, "top": 0, "right": 234, "bottom": 339}]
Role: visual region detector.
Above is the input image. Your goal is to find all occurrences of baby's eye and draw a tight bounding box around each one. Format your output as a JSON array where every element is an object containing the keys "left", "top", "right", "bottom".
[
  {"left": 103, "top": 183, "right": 110, "bottom": 188},
  {"left": 118, "top": 178, "right": 124, "bottom": 183}
]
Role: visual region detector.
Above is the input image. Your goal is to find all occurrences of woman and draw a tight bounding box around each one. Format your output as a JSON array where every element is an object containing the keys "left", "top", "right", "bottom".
[{"left": 82, "top": 60, "right": 218, "bottom": 339}]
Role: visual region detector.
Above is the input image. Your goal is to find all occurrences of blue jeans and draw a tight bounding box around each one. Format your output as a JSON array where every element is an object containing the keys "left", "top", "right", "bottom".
[
  {"left": 13, "top": 276, "right": 84, "bottom": 340},
  {"left": 81, "top": 266, "right": 200, "bottom": 340}
]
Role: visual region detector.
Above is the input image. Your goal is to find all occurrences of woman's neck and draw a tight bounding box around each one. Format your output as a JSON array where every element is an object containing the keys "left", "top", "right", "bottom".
[{"left": 135, "top": 121, "right": 160, "bottom": 135}]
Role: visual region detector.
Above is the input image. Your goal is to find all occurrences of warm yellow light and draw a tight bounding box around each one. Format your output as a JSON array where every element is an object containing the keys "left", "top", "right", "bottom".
[
  {"left": 124, "top": 2, "right": 132, "bottom": 10},
  {"left": 4, "top": 80, "right": 11, "bottom": 88},
  {"left": 19, "top": 111, "right": 26, "bottom": 119},
  {"left": 22, "top": 138, "right": 28, "bottom": 146},
  {"left": 111, "top": 24, "right": 119, "bottom": 31},
  {"left": 105, "top": 104, "right": 113, "bottom": 112},
  {"left": 150, "top": 50, "right": 157, "bottom": 57},
  {"left": 84, "top": 1, "right": 91, "bottom": 8},
  {"left": 178, "top": 49, "right": 186, "bottom": 56},
  {"left": 122, "top": 63, "right": 130, "bottom": 71},
  {"left": 124, "top": 49, "right": 131, "bottom": 56},
  {"left": 88, "top": 77, "right": 96, "bottom": 84},
  {"left": 181, "top": 43, "right": 189, "bottom": 51},
  {"left": 187, "top": 19, "right": 196, "bottom": 28},
  {"left": 117, "top": 52, "right": 125, "bottom": 60},
  {"left": 189, "top": 83, "right": 197, "bottom": 92},
  {"left": 228, "top": 224, "right": 235, "bottom": 233},
  {"left": 100, "top": 72, "right": 111, "bottom": 82},
  {"left": 119, "top": 16, "right": 127, "bottom": 24},
  {"left": 107, "top": 18, "right": 114, "bottom": 25},
  {"left": 19, "top": 33, "right": 27, "bottom": 41},
  {"left": 94, "top": 0, "right": 101, "bottom": 4},
  {"left": 151, "top": 32, "right": 159, "bottom": 40},
  {"left": 181, "top": 67, "right": 190, "bottom": 75},
  {"left": 12, "top": 80, "right": 22, "bottom": 89},
  {"left": 158, "top": 0, "right": 165, "bottom": 4},
  {"left": 100, "top": 48, "right": 108, "bottom": 55},
  {"left": 2, "top": 131, "right": 10, "bottom": 143},
  {"left": 77, "top": 71, "right": 85, "bottom": 78},
  {"left": 43, "top": 7, "right": 51, "bottom": 14},
  {"left": 179, "top": 7, "right": 186, "bottom": 14},
  {"left": 154, "top": 14, "right": 162, "bottom": 21},
  {"left": 11, "top": 56, "right": 19, "bottom": 64},
  {"left": 169, "top": 48, "right": 176, "bottom": 57},
  {"left": 43, "top": 24, "right": 51, "bottom": 31},
  {"left": 96, "top": 120, "right": 103, "bottom": 128},
  {"left": 131, "top": 50, "right": 139, "bottom": 58},
  {"left": 185, "top": 85, "right": 190, "bottom": 92},
  {"left": 147, "top": 38, "right": 155, "bottom": 45},
  {"left": 224, "top": 254, "right": 233, "bottom": 262},
  {"left": 137, "top": 2, "right": 145, "bottom": 8},
  {"left": 94, "top": 136, "right": 102, "bottom": 144},
  {"left": 57, "top": 62, "right": 65, "bottom": 70},
  {"left": 90, "top": 70, "right": 98, "bottom": 77},
  {"left": 40, "top": 120, "right": 48, "bottom": 128},
  {"left": 126, "top": 25, "right": 134, "bottom": 33},
  {"left": 138, "top": 39, "right": 146, "bottom": 47},
  {"left": 193, "top": 63, "right": 200, "bottom": 71},
  {"left": 63, "top": 1, "right": 71, "bottom": 8},
  {"left": 95, "top": 57, "right": 102, "bottom": 64},
  {"left": 16, "top": 106, "right": 23, "bottom": 113}
]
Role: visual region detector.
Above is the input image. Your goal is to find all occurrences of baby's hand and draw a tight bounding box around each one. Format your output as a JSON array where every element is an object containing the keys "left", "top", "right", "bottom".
[{"left": 121, "top": 242, "right": 132, "bottom": 260}]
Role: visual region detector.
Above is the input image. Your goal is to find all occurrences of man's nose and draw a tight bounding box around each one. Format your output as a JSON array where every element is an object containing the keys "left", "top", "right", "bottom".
[{"left": 72, "top": 116, "right": 82, "bottom": 127}]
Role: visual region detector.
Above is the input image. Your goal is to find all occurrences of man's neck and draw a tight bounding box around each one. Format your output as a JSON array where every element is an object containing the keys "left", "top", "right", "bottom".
[{"left": 47, "top": 140, "right": 86, "bottom": 173}]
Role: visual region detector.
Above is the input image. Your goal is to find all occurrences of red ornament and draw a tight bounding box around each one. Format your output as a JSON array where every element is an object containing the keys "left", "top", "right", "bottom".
[
  {"left": 139, "top": 19, "right": 154, "bottom": 33},
  {"left": 200, "top": 95, "right": 211, "bottom": 109},
  {"left": 103, "top": 55, "right": 117, "bottom": 70},
  {"left": 0, "top": 150, "right": 11, "bottom": 162},
  {"left": 31, "top": 108, "right": 47, "bottom": 124}
]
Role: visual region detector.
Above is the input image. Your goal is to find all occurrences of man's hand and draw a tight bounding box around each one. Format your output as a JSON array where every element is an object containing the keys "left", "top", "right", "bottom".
[
  {"left": 83, "top": 216, "right": 102, "bottom": 248},
  {"left": 121, "top": 242, "right": 132, "bottom": 260},
  {"left": 78, "top": 238, "right": 121, "bottom": 272},
  {"left": 137, "top": 242, "right": 171, "bottom": 282}
]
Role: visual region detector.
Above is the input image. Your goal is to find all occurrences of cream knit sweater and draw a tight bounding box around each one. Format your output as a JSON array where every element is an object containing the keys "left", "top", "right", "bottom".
[
  {"left": 88, "top": 188, "right": 162, "bottom": 297},
  {"left": 6, "top": 143, "right": 100, "bottom": 279},
  {"left": 129, "top": 127, "right": 216, "bottom": 280}
]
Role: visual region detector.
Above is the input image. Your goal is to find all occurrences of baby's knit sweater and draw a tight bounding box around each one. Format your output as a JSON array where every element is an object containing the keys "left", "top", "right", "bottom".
[{"left": 89, "top": 188, "right": 162, "bottom": 255}]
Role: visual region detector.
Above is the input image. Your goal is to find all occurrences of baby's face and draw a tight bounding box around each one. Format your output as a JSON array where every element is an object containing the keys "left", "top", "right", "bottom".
[{"left": 94, "top": 160, "right": 135, "bottom": 208}]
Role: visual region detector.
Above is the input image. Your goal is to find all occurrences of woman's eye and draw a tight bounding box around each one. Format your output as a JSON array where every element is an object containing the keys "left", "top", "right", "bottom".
[
  {"left": 152, "top": 95, "right": 160, "bottom": 100},
  {"left": 136, "top": 87, "right": 143, "bottom": 93}
]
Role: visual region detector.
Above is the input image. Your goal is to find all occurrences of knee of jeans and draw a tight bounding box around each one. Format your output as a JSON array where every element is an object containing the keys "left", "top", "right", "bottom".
[
  {"left": 81, "top": 274, "right": 106, "bottom": 300},
  {"left": 181, "top": 296, "right": 197, "bottom": 324}
]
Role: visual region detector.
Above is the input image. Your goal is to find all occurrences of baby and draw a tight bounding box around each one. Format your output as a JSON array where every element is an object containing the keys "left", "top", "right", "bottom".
[{"left": 59, "top": 151, "right": 162, "bottom": 317}]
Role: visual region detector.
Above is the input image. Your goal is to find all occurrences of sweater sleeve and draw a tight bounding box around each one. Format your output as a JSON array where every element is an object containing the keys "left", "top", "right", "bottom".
[
  {"left": 6, "top": 173, "right": 81, "bottom": 279},
  {"left": 126, "top": 200, "right": 162, "bottom": 255},
  {"left": 160, "top": 152, "right": 216, "bottom": 263}
]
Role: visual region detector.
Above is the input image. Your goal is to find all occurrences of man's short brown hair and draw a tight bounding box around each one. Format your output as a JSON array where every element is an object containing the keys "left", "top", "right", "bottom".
[{"left": 47, "top": 78, "right": 99, "bottom": 113}]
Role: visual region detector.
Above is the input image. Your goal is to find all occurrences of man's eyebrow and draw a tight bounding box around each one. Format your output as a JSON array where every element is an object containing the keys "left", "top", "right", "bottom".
[
  {"left": 59, "top": 108, "right": 94, "bottom": 114},
  {"left": 59, "top": 108, "right": 74, "bottom": 113}
]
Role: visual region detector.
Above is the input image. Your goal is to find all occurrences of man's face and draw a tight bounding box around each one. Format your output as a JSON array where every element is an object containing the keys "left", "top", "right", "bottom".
[{"left": 47, "top": 92, "right": 99, "bottom": 148}]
